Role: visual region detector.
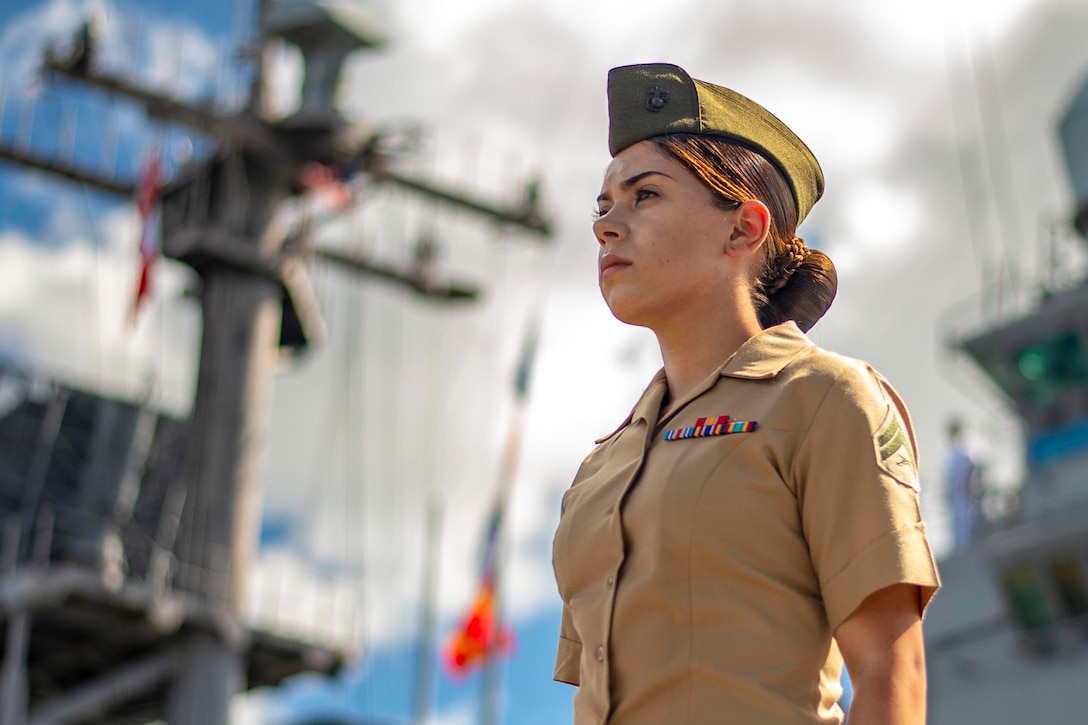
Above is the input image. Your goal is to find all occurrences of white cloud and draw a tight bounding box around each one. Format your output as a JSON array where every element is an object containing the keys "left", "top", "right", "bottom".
[
  {"left": 782, "top": 84, "right": 903, "bottom": 173},
  {"left": 246, "top": 550, "right": 366, "bottom": 648},
  {"left": 0, "top": 216, "right": 199, "bottom": 415},
  {"left": 0, "top": 0, "right": 89, "bottom": 83},
  {"left": 137, "top": 11, "right": 226, "bottom": 103},
  {"left": 840, "top": 178, "right": 924, "bottom": 253},
  {"left": 852, "top": 0, "right": 1039, "bottom": 57},
  {"left": 428, "top": 699, "right": 475, "bottom": 725}
]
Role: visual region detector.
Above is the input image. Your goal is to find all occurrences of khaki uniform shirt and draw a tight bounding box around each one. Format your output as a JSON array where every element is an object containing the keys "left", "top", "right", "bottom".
[{"left": 552, "top": 322, "right": 940, "bottom": 724}]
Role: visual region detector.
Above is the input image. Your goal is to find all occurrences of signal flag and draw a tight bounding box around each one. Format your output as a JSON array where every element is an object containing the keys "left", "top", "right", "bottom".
[
  {"left": 130, "top": 147, "right": 162, "bottom": 324},
  {"left": 441, "top": 576, "right": 514, "bottom": 676},
  {"left": 442, "top": 322, "right": 539, "bottom": 677}
]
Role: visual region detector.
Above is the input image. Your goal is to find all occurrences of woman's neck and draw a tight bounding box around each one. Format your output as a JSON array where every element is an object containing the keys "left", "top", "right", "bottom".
[{"left": 655, "top": 306, "right": 763, "bottom": 409}]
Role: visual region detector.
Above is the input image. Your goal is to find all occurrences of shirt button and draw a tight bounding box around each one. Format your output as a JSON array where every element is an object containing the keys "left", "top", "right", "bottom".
[
  {"left": 606, "top": 573, "right": 614, "bottom": 586},
  {"left": 596, "top": 645, "right": 604, "bottom": 662}
]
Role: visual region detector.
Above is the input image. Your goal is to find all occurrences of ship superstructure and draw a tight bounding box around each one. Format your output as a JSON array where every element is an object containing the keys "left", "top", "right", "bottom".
[{"left": 925, "top": 70, "right": 1088, "bottom": 723}]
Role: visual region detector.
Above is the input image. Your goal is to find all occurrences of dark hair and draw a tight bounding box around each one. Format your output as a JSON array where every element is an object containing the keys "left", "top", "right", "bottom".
[{"left": 650, "top": 135, "right": 837, "bottom": 332}]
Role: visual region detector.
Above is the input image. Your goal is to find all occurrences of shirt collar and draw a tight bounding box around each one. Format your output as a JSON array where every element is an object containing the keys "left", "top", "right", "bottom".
[
  {"left": 594, "top": 369, "right": 668, "bottom": 443},
  {"left": 631, "top": 368, "right": 669, "bottom": 423},
  {"left": 719, "top": 321, "right": 814, "bottom": 379},
  {"left": 602, "top": 322, "right": 813, "bottom": 441},
  {"left": 651, "top": 322, "right": 812, "bottom": 426}
]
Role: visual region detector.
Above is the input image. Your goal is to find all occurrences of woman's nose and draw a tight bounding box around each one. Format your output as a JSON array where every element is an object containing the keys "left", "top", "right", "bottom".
[{"left": 593, "top": 214, "right": 624, "bottom": 246}]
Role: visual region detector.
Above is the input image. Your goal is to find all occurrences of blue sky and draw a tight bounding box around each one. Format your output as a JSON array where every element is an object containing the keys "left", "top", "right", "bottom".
[
  {"left": 270, "top": 608, "right": 573, "bottom": 724},
  {"left": 4, "top": 0, "right": 1088, "bottom": 723}
]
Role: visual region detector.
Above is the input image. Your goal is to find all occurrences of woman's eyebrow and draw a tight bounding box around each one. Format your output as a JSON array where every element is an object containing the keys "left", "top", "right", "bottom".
[
  {"left": 621, "top": 170, "right": 673, "bottom": 189},
  {"left": 597, "top": 170, "right": 674, "bottom": 203}
]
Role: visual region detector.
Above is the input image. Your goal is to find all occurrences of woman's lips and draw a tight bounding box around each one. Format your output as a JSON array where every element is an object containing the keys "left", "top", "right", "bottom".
[{"left": 599, "top": 254, "right": 631, "bottom": 279}]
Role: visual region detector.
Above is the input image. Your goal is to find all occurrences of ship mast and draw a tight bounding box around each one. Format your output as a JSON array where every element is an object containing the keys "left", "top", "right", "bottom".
[{"left": 0, "top": 1, "right": 551, "bottom": 722}]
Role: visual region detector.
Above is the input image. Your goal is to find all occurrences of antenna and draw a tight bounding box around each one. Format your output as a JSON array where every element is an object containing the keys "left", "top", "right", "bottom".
[{"left": 1059, "top": 71, "right": 1088, "bottom": 241}]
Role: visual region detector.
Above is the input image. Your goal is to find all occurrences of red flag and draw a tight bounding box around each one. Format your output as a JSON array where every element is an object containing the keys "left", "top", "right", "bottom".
[
  {"left": 441, "top": 326, "right": 539, "bottom": 678},
  {"left": 442, "top": 578, "right": 514, "bottom": 676},
  {"left": 443, "top": 502, "right": 515, "bottom": 677},
  {"left": 130, "top": 147, "right": 162, "bottom": 324}
]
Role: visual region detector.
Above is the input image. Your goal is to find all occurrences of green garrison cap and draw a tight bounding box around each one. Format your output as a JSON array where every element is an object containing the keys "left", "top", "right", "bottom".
[{"left": 607, "top": 63, "right": 825, "bottom": 223}]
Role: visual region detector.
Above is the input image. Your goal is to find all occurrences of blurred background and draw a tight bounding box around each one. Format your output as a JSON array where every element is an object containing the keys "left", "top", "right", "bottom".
[{"left": 1, "top": 0, "right": 1087, "bottom": 723}]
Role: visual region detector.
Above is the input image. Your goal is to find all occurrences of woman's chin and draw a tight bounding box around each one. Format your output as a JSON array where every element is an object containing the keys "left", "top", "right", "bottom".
[{"left": 603, "top": 298, "right": 653, "bottom": 329}]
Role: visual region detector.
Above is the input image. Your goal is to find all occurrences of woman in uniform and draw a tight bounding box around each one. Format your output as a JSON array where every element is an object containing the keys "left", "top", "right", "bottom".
[{"left": 552, "top": 63, "right": 941, "bottom": 724}]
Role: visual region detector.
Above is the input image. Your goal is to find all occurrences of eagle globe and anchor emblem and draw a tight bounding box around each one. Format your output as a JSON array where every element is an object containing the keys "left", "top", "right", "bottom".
[{"left": 646, "top": 86, "right": 669, "bottom": 112}]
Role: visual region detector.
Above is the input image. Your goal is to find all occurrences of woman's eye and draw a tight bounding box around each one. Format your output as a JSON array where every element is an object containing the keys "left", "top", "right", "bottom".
[
  {"left": 635, "top": 188, "right": 658, "bottom": 202},
  {"left": 592, "top": 207, "right": 609, "bottom": 220}
]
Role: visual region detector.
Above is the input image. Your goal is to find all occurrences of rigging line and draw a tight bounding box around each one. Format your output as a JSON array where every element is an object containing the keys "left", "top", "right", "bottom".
[
  {"left": 485, "top": 223, "right": 561, "bottom": 509},
  {"left": 463, "top": 224, "right": 510, "bottom": 501},
  {"left": 347, "top": 206, "right": 391, "bottom": 658},
  {"left": 341, "top": 211, "right": 368, "bottom": 648},
  {"left": 385, "top": 206, "right": 415, "bottom": 710},
  {"left": 299, "top": 238, "right": 345, "bottom": 556},
  {"left": 296, "top": 258, "right": 362, "bottom": 650},
  {"left": 406, "top": 204, "right": 456, "bottom": 720},
  {"left": 422, "top": 208, "right": 451, "bottom": 504},
  {"left": 1, "top": 81, "right": 8, "bottom": 134},
  {"left": 413, "top": 224, "right": 451, "bottom": 723},
  {"left": 943, "top": 23, "right": 999, "bottom": 319},
  {"left": 343, "top": 217, "right": 377, "bottom": 719},
  {"left": 99, "top": 111, "right": 120, "bottom": 192},
  {"left": 301, "top": 363, "right": 339, "bottom": 560},
  {"left": 521, "top": 204, "right": 563, "bottom": 356},
  {"left": 65, "top": 99, "right": 110, "bottom": 395},
  {"left": 412, "top": 491, "right": 443, "bottom": 725},
  {"left": 305, "top": 245, "right": 343, "bottom": 612},
  {"left": 304, "top": 285, "right": 337, "bottom": 515},
  {"left": 343, "top": 205, "right": 369, "bottom": 661},
  {"left": 15, "top": 80, "right": 36, "bottom": 155},
  {"left": 965, "top": 24, "right": 1025, "bottom": 310},
  {"left": 410, "top": 193, "right": 474, "bottom": 501},
  {"left": 458, "top": 213, "right": 555, "bottom": 516},
  {"left": 57, "top": 96, "right": 76, "bottom": 168},
  {"left": 231, "top": 0, "right": 253, "bottom": 76}
]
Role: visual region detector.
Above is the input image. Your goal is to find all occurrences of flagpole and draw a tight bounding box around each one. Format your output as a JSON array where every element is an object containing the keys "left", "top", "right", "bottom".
[
  {"left": 477, "top": 413, "right": 528, "bottom": 725},
  {"left": 479, "top": 487, "right": 509, "bottom": 725},
  {"left": 413, "top": 494, "right": 443, "bottom": 725},
  {"left": 440, "top": 322, "right": 539, "bottom": 719},
  {"left": 479, "top": 322, "right": 538, "bottom": 725}
]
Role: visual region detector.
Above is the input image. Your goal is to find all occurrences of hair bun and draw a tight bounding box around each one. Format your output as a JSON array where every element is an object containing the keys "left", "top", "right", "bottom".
[
  {"left": 759, "top": 247, "right": 838, "bottom": 332},
  {"left": 770, "top": 236, "right": 807, "bottom": 292}
]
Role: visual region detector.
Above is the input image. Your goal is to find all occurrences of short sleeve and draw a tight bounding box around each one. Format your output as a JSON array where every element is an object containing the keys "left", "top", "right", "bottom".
[
  {"left": 553, "top": 601, "right": 582, "bottom": 686},
  {"left": 793, "top": 366, "right": 940, "bottom": 632}
]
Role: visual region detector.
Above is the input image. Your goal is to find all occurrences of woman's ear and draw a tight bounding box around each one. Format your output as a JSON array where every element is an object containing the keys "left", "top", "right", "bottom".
[{"left": 725, "top": 200, "right": 770, "bottom": 258}]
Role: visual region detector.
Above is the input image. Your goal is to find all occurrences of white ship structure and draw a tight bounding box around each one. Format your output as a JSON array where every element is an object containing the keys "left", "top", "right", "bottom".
[{"left": 925, "top": 69, "right": 1088, "bottom": 723}]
